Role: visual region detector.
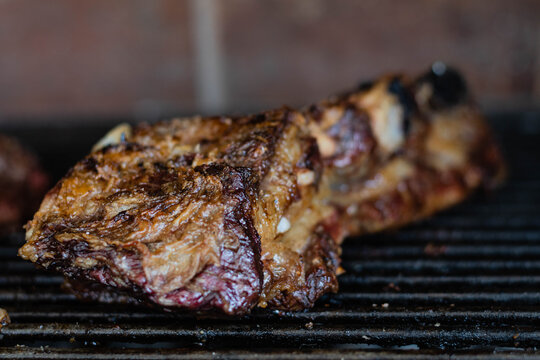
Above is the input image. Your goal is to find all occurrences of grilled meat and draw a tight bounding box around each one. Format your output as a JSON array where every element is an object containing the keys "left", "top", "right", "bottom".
[
  {"left": 0, "top": 134, "right": 48, "bottom": 234},
  {"left": 19, "top": 65, "right": 504, "bottom": 314},
  {"left": 20, "top": 109, "right": 339, "bottom": 314},
  {"left": 307, "top": 65, "right": 504, "bottom": 235}
]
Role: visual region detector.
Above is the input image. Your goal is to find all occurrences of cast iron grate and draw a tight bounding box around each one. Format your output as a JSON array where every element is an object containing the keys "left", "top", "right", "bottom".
[{"left": 0, "top": 112, "right": 539, "bottom": 359}]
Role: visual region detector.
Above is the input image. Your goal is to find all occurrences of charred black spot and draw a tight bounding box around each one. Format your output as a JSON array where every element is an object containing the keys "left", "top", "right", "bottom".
[
  {"left": 170, "top": 154, "right": 195, "bottom": 167},
  {"left": 196, "top": 164, "right": 256, "bottom": 191},
  {"left": 297, "top": 137, "right": 321, "bottom": 170},
  {"left": 195, "top": 163, "right": 226, "bottom": 177},
  {"left": 99, "top": 142, "right": 147, "bottom": 155},
  {"left": 141, "top": 183, "right": 166, "bottom": 198},
  {"left": 113, "top": 211, "right": 132, "bottom": 223},
  {"left": 403, "top": 115, "right": 411, "bottom": 136},
  {"left": 68, "top": 239, "right": 91, "bottom": 253},
  {"left": 307, "top": 104, "right": 323, "bottom": 122},
  {"left": 296, "top": 137, "right": 323, "bottom": 187},
  {"left": 41, "top": 222, "right": 68, "bottom": 237},
  {"left": 82, "top": 157, "right": 98, "bottom": 173},
  {"left": 326, "top": 106, "right": 375, "bottom": 167},
  {"left": 153, "top": 162, "right": 168, "bottom": 172},
  {"left": 198, "top": 138, "right": 211, "bottom": 146},
  {"left": 419, "top": 63, "right": 468, "bottom": 110},
  {"left": 253, "top": 113, "right": 267, "bottom": 124},
  {"left": 124, "top": 143, "right": 144, "bottom": 152},
  {"left": 388, "top": 77, "right": 417, "bottom": 136},
  {"left": 357, "top": 80, "right": 374, "bottom": 92},
  {"left": 33, "top": 236, "right": 90, "bottom": 269}
]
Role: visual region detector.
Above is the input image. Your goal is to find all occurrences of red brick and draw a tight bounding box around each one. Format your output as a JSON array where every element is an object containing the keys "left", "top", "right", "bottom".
[
  {"left": 0, "top": 0, "right": 538, "bottom": 120},
  {"left": 0, "top": 0, "right": 195, "bottom": 119},
  {"left": 221, "top": 0, "right": 540, "bottom": 112}
]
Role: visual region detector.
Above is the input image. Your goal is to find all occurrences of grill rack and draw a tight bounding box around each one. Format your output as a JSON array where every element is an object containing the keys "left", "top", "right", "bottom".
[{"left": 0, "top": 112, "right": 539, "bottom": 358}]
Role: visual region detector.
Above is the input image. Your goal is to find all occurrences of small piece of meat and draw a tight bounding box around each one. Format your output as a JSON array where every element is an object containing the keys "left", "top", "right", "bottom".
[
  {"left": 19, "top": 64, "right": 504, "bottom": 314},
  {"left": 260, "top": 219, "right": 341, "bottom": 310},
  {"left": 0, "top": 134, "right": 48, "bottom": 234},
  {"left": 0, "top": 308, "right": 10, "bottom": 328}
]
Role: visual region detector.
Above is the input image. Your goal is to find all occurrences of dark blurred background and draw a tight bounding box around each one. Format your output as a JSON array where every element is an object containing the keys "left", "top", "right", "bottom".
[{"left": 0, "top": 0, "right": 538, "bottom": 124}]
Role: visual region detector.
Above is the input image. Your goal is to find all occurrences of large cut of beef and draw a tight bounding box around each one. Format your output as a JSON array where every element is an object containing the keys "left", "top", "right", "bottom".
[{"left": 19, "top": 65, "right": 505, "bottom": 314}]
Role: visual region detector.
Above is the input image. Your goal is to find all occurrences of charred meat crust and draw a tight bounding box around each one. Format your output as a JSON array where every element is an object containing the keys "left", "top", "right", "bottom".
[
  {"left": 340, "top": 165, "right": 471, "bottom": 234},
  {"left": 415, "top": 65, "right": 468, "bottom": 110},
  {"left": 308, "top": 69, "right": 504, "bottom": 237},
  {"left": 20, "top": 109, "right": 323, "bottom": 315},
  {"left": 26, "top": 161, "right": 263, "bottom": 314},
  {"left": 159, "top": 164, "right": 262, "bottom": 314},
  {"left": 263, "top": 222, "right": 340, "bottom": 311},
  {"left": 324, "top": 106, "right": 376, "bottom": 169},
  {"left": 19, "top": 66, "right": 505, "bottom": 315},
  {"left": 67, "top": 220, "right": 341, "bottom": 314}
]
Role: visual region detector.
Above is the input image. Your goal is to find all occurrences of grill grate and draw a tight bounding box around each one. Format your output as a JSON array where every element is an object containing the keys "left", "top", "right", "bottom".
[{"left": 1, "top": 112, "right": 539, "bottom": 358}]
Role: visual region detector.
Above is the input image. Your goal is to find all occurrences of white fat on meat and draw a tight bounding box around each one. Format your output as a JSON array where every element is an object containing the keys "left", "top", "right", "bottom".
[
  {"left": 359, "top": 81, "right": 406, "bottom": 154},
  {"left": 277, "top": 217, "right": 291, "bottom": 234}
]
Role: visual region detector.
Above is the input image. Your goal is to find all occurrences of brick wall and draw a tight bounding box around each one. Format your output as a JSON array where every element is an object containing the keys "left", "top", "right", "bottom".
[{"left": 0, "top": 0, "right": 538, "bottom": 122}]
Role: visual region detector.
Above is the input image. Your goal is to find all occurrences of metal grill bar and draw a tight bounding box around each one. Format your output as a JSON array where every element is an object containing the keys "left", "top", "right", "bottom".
[
  {"left": 2, "top": 291, "right": 540, "bottom": 307},
  {"left": 0, "top": 349, "right": 539, "bottom": 360},
  {"left": 5, "top": 310, "right": 539, "bottom": 322},
  {"left": 343, "top": 245, "right": 540, "bottom": 258},
  {"left": 2, "top": 325, "right": 539, "bottom": 348}
]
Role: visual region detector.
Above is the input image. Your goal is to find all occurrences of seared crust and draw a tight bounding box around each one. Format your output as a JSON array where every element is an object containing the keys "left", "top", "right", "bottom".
[
  {"left": 23, "top": 147, "right": 264, "bottom": 314},
  {"left": 262, "top": 217, "right": 341, "bottom": 310},
  {"left": 307, "top": 68, "right": 505, "bottom": 237},
  {"left": 64, "top": 218, "right": 341, "bottom": 313},
  {"left": 19, "top": 65, "right": 505, "bottom": 314},
  {"left": 20, "top": 109, "right": 333, "bottom": 314}
]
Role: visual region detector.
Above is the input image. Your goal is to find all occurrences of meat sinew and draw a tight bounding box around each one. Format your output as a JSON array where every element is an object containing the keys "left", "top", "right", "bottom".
[{"left": 19, "top": 65, "right": 505, "bottom": 314}]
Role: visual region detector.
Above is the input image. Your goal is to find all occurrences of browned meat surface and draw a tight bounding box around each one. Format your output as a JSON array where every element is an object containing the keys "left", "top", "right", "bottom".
[
  {"left": 0, "top": 134, "right": 48, "bottom": 234},
  {"left": 307, "top": 65, "right": 504, "bottom": 236},
  {"left": 20, "top": 109, "right": 338, "bottom": 314},
  {"left": 19, "top": 65, "right": 505, "bottom": 314}
]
